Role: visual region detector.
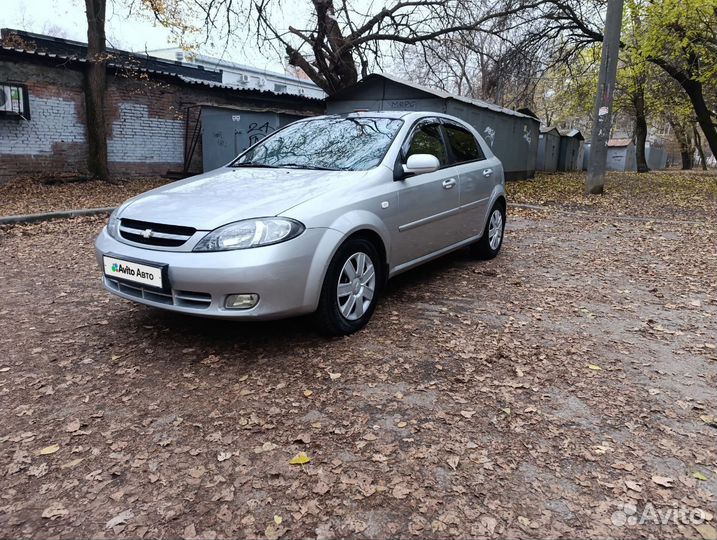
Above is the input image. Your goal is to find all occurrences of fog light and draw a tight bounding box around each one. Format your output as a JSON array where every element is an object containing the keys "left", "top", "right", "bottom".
[{"left": 225, "top": 293, "right": 259, "bottom": 310}]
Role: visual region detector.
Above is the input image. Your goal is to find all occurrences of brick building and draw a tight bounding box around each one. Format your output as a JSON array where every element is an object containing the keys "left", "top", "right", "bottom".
[{"left": 0, "top": 30, "right": 324, "bottom": 181}]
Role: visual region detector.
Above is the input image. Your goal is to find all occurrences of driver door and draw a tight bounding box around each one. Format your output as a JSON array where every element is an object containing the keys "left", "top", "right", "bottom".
[{"left": 392, "top": 119, "right": 464, "bottom": 266}]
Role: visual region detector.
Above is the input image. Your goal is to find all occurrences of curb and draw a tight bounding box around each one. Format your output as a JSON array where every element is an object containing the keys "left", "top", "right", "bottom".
[{"left": 0, "top": 207, "right": 116, "bottom": 226}]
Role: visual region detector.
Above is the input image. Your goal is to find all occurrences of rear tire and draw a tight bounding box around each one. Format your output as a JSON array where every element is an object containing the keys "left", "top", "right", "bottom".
[
  {"left": 313, "top": 237, "right": 382, "bottom": 336},
  {"left": 471, "top": 201, "right": 506, "bottom": 260}
]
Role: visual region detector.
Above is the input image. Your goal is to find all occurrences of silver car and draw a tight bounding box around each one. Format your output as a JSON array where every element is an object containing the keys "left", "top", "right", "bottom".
[{"left": 95, "top": 111, "right": 506, "bottom": 335}]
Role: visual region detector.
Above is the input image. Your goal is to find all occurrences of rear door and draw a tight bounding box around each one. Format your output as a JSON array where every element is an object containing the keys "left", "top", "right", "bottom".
[
  {"left": 393, "top": 119, "right": 463, "bottom": 265},
  {"left": 442, "top": 121, "right": 497, "bottom": 239}
]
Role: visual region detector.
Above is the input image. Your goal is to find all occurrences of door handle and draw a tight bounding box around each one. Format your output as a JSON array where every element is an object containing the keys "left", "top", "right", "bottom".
[
  {"left": 442, "top": 178, "right": 457, "bottom": 189},
  {"left": 483, "top": 169, "right": 493, "bottom": 177}
]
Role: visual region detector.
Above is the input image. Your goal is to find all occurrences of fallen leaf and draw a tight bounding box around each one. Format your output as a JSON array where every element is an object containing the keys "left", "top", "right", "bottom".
[
  {"left": 183, "top": 523, "right": 197, "bottom": 539},
  {"left": 587, "top": 364, "right": 602, "bottom": 371},
  {"left": 42, "top": 503, "right": 68, "bottom": 519},
  {"left": 500, "top": 407, "right": 511, "bottom": 415},
  {"left": 28, "top": 463, "right": 48, "bottom": 478},
  {"left": 329, "top": 372, "right": 341, "bottom": 380},
  {"left": 290, "top": 452, "right": 311, "bottom": 465},
  {"left": 651, "top": 475, "right": 674, "bottom": 488},
  {"left": 392, "top": 483, "right": 410, "bottom": 499},
  {"left": 694, "top": 523, "right": 717, "bottom": 540},
  {"left": 303, "top": 390, "right": 313, "bottom": 398},
  {"left": 187, "top": 466, "right": 205, "bottom": 479},
  {"left": 625, "top": 480, "right": 642, "bottom": 492},
  {"left": 106, "top": 509, "right": 133, "bottom": 529},
  {"left": 313, "top": 480, "right": 331, "bottom": 494},
  {"left": 254, "top": 442, "right": 278, "bottom": 454},
  {"left": 265, "top": 524, "right": 280, "bottom": 540},
  {"left": 274, "top": 515, "right": 283, "bottom": 525},
  {"left": 692, "top": 471, "right": 708, "bottom": 481},
  {"left": 39, "top": 444, "right": 60, "bottom": 455},
  {"left": 397, "top": 421, "right": 407, "bottom": 428},
  {"left": 447, "top": 455, "right": 459, "bottom": 470}
]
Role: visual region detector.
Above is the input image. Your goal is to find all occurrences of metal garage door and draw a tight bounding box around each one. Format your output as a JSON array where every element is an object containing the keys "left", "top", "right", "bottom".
[{"left": 200, "top": 107, "right": 302, "bottom": 172}]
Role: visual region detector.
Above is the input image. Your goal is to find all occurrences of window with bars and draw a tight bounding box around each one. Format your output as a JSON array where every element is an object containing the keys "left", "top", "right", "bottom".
[{"left": 0, "top": 83, "right": 30, "bottom": 119}]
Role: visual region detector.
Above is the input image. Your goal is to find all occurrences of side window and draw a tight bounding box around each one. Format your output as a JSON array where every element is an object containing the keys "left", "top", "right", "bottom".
[
  {"left": 405, "top": 122, "right": 447, "bottom": 166},
  {"left": 444, "top": 124, "right": 485, "bottom": 163}
]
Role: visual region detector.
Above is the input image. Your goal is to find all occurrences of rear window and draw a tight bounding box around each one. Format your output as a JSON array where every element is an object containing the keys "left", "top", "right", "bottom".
[{"left": 444, "top": 124, "right": 485, "bottom": 163}]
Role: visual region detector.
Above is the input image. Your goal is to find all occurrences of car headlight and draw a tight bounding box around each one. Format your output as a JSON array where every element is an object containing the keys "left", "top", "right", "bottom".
[
  {"left": 193, "top": 218, "right": 305, "bottom": 252},
  {"left": 107, "top": 209, "right": 120, "bottom": 240}
]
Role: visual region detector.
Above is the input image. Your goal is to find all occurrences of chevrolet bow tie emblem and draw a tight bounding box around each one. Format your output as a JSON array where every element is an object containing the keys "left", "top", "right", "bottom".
[{"left": 142, "top": 228, "right": 154, "bottom": 239}]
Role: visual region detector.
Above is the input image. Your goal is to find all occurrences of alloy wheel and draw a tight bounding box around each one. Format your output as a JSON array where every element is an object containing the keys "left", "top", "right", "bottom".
[
  {"left": 488, "top": 209, "right": 503, "bottom": 250},
  {"left": 337, "top": 252, "right": 376, "bottom": 321}
]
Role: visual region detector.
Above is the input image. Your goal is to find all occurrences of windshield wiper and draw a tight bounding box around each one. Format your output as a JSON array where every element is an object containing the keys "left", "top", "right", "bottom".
[
  {"left": 231, "top": 162, "right": 280, "bottom": 168},
  {"left": 279, "top": 163, "right": 349, "bottom": 171}
]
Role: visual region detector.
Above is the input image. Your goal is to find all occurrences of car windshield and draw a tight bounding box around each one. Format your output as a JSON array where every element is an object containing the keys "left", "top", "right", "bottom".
[{"left": 231, "top": 117, "right": 403, "bottom": 171}]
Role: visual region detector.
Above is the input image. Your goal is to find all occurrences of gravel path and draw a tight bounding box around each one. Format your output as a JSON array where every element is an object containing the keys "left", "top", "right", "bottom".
[{"left": 0, "top": 204, "right": 715, "bottom": 539}]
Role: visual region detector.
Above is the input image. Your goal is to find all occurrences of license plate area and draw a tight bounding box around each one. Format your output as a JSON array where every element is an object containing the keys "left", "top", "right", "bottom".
[{"left": 103, "top": 254, "right": 169, "bottom": 292}]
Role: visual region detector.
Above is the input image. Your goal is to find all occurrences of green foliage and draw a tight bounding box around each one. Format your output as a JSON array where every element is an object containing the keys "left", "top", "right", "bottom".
[
  {"left": 637, "top": 0, "right": 717, "bottom": 86},
  {"left": 535, "top": 46, "right": 601, "bottom": 128}
]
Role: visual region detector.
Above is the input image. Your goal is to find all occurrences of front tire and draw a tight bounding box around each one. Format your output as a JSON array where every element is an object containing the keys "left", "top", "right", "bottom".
[
  {"left": 471, "top": 201, "right": 506, "bottom": 260},
  {"left": 313, "top": 238, "right": 382, "bottom": 336}
]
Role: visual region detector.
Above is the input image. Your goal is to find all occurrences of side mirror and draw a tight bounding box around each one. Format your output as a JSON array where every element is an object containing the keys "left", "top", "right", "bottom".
[{"left": 402, "top": 154, "right": 440, "bottom": 176}]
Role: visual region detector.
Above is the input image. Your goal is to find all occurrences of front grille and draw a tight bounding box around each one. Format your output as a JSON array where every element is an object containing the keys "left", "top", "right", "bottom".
[
  {"left": 105, "top": 277, "right": 212, "bottom": 309},
  {"left": 119, "top": 218, "right": 196, "bottom": 247}
]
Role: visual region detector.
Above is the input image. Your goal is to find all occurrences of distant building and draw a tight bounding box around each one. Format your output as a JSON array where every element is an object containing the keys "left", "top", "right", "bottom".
[
  {"left": 146, "top": 48, "right": 326, "bottom": 100},
  {"left": 557, "top": 129, "right": 585, "bottom": 171},
  {"left": 0, "top": 29, "right": 323, "bottom": 180},
  {"left": 536, "top": 126, "right": 560, "bottom": 172},
  {"left": 605, "top": 139, "right": 636, "bottom": 171}
]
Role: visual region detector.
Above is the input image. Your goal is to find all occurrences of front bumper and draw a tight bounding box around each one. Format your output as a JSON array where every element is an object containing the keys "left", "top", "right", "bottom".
[{"left": 94, "top": 226, "right": 341, "bottom": 320}]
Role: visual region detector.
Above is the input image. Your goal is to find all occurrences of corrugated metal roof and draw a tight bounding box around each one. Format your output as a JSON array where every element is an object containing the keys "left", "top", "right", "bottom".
[
  {"left": 1, "top": 28, "right": 224, "bottom": 82},
  {"left": 558, "top": 128, "right": 584, "bottom": 140},
  {"left": 607, "top": 138, "right": 632, "bottom": 147},
  {"left": 0, "top": 45, "right": 323, "bottom": 103},
  {"left": 176, "top": 76, "right": 323, "bottom": 101},
  {"left": 540, "top": 126, "right": 560, "bottom": 135},
  {"left": 364, "top": 73, "right": 538, "bottom": 120}
]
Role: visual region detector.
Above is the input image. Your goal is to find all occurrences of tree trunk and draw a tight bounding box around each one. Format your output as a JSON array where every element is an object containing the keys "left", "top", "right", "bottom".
[
  {"left": 680, "top": 150, "right": 692, "bottom": 170},
  {"left": 652, "top": 59, "right": 717, "bottom": 159},
  {"left": 693, "top": 125, "right": 708, "bottom": 171},
  {"left": 682, "top": 81, "right": 717, "bottom": 161},
  {"left": 669, "top": 118, "right": 692, "bottom": 170},
  {"left": 633, "top": 86, "right": 650, "bottom": 173},
  {"left": 84, "top": 0, "right": 110, "bottom": 180}
]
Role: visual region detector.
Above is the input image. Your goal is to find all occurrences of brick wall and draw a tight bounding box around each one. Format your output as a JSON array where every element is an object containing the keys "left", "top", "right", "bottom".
[
  {"left": 107, "top": 103, "right": 184, "bottom": 164},
  {"left": 0, "top": 56, "right": 323, "bottom": 181},
  {"left": 0, "top": 63, "right": 88, "bottom": 178}
]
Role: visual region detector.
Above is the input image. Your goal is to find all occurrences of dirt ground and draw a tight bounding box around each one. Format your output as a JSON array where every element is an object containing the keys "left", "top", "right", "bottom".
[{"left": 0, "top": 172, "right": 715, "bottom": 539}]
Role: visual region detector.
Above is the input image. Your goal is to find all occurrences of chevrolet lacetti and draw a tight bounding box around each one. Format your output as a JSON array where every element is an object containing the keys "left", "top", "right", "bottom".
[{"left": 95, "top": 111, "right": 507, "bottom": 335}]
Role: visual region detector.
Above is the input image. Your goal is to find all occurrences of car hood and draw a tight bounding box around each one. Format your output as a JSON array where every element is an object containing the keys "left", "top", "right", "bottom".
[{"left": 119, "top": 167, "right": 363, "bottom": 230}]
